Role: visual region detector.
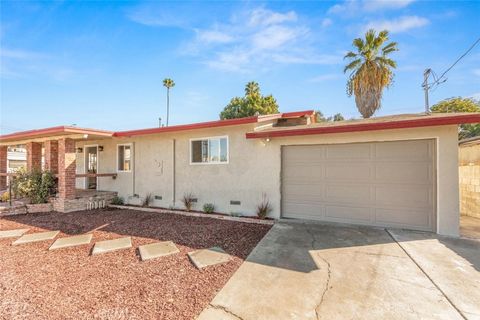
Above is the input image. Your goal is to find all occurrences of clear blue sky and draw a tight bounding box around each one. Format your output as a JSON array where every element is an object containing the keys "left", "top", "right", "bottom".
[{"left": 1, "top": 0, "right": 479, "bottom": 134}]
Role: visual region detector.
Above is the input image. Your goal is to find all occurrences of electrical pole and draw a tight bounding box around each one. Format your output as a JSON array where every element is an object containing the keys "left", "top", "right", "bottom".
[{"left": 422, "top": 68, "right": 431, "bottom": 114}]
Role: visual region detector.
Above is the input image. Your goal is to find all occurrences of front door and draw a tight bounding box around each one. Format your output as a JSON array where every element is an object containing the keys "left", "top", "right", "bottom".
[{"left": 85, "top": 146, "right": 98, "bottom": 190}]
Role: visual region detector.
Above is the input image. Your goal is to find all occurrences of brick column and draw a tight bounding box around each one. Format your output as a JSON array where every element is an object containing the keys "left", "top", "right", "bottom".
[
  {"left": 0, "top": 146, "right": 7, "bottom": 189},
  {"left": 44, "top": 140, "right": 59, "bottom": 174},
  {"left": 58, "top": 138, "right": 76, "bottom": 199},
  {"left": 26, "top": 142, "right": 42, "bottom": 171}
]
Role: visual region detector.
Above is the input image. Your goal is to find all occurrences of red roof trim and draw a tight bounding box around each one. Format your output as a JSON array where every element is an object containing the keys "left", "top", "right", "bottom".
[
  {"left": 114, "top": 116, "right": 259, "bottom": 137},
  {"left": 246, "top": 114, "right": 480, "bottom": 139},
  {"left": 0, "top": 126, "right": 113, "bottom": 141},
  {"left": 114, "top": 110, "right": 315, "bottom": 137}
]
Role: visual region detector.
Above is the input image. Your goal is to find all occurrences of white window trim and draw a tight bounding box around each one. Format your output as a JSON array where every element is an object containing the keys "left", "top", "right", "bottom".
[
  {"left": 116, "top": 143, "right": 133, "bottom": 172},
  {"left": 189, "top": 136, "right": 229, "bottom": 165}
]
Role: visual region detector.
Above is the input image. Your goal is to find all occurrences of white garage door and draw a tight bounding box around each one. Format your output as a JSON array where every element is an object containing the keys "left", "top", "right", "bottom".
[{"left": 281, "top": 140, "right": 436, "bottom": 231}]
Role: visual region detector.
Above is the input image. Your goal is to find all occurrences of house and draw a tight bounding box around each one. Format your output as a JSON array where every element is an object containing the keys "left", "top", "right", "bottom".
[
  {"left": 1, "top": 111, "right": 479, "bottom": 236},
  {"left": 459, "top": 136, "right": 480, "bottom": 219}
]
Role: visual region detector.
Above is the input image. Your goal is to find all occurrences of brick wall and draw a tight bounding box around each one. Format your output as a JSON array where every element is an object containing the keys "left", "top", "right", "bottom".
[
  {"left": 0, "top": 146, "right": 6, "bottom": 189},
  {"left": 44, "top": 140, "right": 59, "bottom": 173},
  {"left": 58, "top": 138, "right": 76, "bottom": 199},
  {"left": 459, "top": 142, "right": 480, "bottom": 219},
  {"left": 26, "top": 142, "right": 42, "bottom": 171}
]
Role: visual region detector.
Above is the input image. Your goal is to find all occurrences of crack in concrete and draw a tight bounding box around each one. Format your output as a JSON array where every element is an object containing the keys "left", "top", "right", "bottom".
[
  {"left": 304, "top": 224, "right": 332, "bottom": 320},
  {"left": 209, "top": 304, "right": 244, "bottom": 320},
  {"left": 352, "top": 250, "right": 407, "bottom": 259}
]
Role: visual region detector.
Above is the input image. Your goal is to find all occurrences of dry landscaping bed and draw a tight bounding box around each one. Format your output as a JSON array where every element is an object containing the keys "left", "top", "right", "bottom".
[{"left": 0, "top": 208, "right": 271, "bottom": 320}]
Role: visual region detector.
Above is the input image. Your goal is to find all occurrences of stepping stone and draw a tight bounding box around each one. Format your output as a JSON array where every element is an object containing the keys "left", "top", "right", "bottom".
[
  {"left": 49, "top": 234, "right": 93, "bottom": 250},
  {"left": 91, "top": 237, "right": 132, "bottom": 255},
  {"left": 12, "top": 230, "right": 60, "bottom": 245},
  {"left": 188, "top": 247, "right": 232, "bottom": 269},
  {"left": 0, "top": 228, "right": 29, "bottom": 239},
  {"left": 139, "top": 241, "right": 180, "bottom": 261}
]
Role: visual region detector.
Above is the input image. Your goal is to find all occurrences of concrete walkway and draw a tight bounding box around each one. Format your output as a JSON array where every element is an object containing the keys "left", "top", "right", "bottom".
[{"left": 198, "top": 222, "right": 479, "bottom": 320}]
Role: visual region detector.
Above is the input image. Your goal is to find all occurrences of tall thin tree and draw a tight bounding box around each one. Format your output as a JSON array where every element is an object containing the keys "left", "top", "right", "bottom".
[
  {"left": 163, "top": 78, "right": 175, "bottom": 126},
  {"left": 344, "top": 29, "right": 398, "bottom": 118}
]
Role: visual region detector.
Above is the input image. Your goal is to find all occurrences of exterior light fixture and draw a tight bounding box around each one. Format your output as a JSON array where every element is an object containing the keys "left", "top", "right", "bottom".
[
  {"left": 76, "top": 147, "right": 83, "bottom": 153},
  {"left": 98, "top": 146, "right": 104, "bottom": 152}
]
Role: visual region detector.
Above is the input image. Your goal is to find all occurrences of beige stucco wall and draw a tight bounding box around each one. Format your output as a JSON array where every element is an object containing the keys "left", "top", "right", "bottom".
[
  {"left": 75, "top": 124, "right": 460, "bottom": 236},
  {"left": 459, "top": 142, "right": 480, "bottom": 219}
]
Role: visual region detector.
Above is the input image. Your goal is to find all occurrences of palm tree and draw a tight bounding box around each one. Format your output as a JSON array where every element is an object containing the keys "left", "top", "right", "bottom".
[
  {"left": 344, "top": 29, "right": 398, "bottom": 118},
  {"left": 163, "top": 78, "right": 175, "bottom": 126}
]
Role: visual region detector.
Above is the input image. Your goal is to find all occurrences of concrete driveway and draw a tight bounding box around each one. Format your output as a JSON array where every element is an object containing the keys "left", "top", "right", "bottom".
[{"left": 198, "top": 222, "right": 480, "bottom": 320}]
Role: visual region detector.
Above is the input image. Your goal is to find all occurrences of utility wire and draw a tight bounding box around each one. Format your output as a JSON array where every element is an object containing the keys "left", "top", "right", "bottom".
[{"left": 427, "top": 36, "right": 480, "bottom": 89}]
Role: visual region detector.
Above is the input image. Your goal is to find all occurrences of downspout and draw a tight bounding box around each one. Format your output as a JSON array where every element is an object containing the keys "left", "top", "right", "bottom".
[
  {"left": 172, "top": 139, "right": 176, "bottom": 207},
  {"left": 132, "top": 142, "right": 136, "bottom": 196}
]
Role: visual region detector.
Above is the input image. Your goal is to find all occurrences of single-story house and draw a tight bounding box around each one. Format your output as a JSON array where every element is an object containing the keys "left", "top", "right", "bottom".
[
  {"left": 1, "top": 111, "right": 479, "bottom": 236},
  {"left": 459, "top": 136, "right": 480, "bottom": 219}
]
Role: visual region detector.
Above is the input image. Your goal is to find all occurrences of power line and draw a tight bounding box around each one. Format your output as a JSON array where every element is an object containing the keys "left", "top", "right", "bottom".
[{"left": 427, "top": 36, "right": 480, "bottom": 89}]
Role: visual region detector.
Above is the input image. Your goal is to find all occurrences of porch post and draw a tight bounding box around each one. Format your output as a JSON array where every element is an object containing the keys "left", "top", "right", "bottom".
[
  {"left": 44, "top": 140, "right": 59, "bottom": 174},
  {"left": 26, "top": 142, "right": 42, "bottom": 171},
  {"left": 58, "top": 138, "right": 76, "bottom": 199},
  {"left": 0, "top": 146, "right": 7, "bottom": 189}
]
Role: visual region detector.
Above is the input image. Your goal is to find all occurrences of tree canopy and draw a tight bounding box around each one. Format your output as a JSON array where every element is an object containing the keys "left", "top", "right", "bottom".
[
  {"left": 431, "top": 97, "right": 480, "bottom": 139},
  {"left": 316, "top": 111, "right": 345, "bottom": 122},
  {"left": 344, "top": 29, "right": 398, "bottom": 118},
  {"left": 220, "top": 81, "right": 279, "bottom": 119}
]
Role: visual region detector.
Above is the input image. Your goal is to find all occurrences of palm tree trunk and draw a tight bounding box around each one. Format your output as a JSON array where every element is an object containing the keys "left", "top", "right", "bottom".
[{"left": 166, "top": 88, "right": 170, "bottom": 127}]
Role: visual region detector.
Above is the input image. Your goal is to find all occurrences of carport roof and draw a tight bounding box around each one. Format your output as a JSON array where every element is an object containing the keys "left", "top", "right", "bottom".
[
  {"left": 0, "top": 126, "right": 113, "bottom": 144},
  {"left": 246, "top": 112, "right": 480, "bottom": 139}
]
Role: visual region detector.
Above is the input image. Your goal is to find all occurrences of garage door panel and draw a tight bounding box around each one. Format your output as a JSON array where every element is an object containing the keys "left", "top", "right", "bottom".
[
  {"left": 375, "top": 162, "right": 433, "bottom": 183},
  {"left": 325, "top": 164, "right": 372, "bottom": 180},
  {"left": 326, "top": 144, "right": 372, "bottom": 159},
  {"left": 325, "top": 205, "right": 372, "bottom": 222},
  {"left": 375, "top": 208, "right": 430, "bottom": 229},
  {"left": 283, "top": 164, "right": 325, "bottom": 182},
  {"left": 283, "top": 146, "right": 325, "bottom": 163},
  {"left": 283, "top": 184, "right": 324, "bottom": 202},
  {"left": 283, "top": 202, "right": 325, "bottom": 219},
  {"left": 324, "top": 184, "right": 373, "bottom": 205},
  {"left": 375, "top": 185, "right": 433, "bottom": 208},
  {"left": 282, "top": 139, "right": 435, "bottom": 231},
  {"left": 375, "top": 140, "right": 433, "bottom": 161}
]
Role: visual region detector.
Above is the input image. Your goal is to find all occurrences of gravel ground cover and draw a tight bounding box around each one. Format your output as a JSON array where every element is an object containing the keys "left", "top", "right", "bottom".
[{"left": 0, "top": 208, "right": 271, "bottom": 320}]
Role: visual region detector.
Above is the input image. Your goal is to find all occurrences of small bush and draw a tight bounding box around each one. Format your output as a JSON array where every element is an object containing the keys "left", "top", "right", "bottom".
[
  {"left": 111, "top": 196, "right": 124, "bottom": 205},
  {"left": 182, "top": 193, "right": 195, "bottom": 212},
  {"left": 142, "top": 193, "right": 153, "bottom": 207},
  {"left": 11, "top": 168, "right": 56, "bottom": 204},
  {"left": 256, "top": 193, "right": 272, "bottom": 219},
  {"left": 203, "top": 203, "right": 215, "bottom": 214},
  {"left": 1, "top": 191, "right": 10, "bottom": 202}
]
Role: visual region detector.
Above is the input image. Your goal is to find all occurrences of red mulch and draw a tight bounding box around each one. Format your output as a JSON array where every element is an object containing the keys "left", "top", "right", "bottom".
[{"left": 0, "top": 209, "right": 271, "bottom": 320}]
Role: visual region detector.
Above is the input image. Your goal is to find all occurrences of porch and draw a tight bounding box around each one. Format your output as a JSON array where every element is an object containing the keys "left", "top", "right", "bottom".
[{"left": 0, "top": 126, "right": 116, "bottom": 212}]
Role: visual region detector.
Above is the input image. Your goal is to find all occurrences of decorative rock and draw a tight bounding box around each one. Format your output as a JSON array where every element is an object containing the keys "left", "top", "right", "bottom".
[
  {"left": 0, "top": 228, "right": 29, "bottom": 239},
  {"left": 188, "top": 247, "right": 232, "bottom": 269},
  {"left": 91, "top": 237, "right": 132, "bottom": 255},
  {"left": 139, "top": 241, "right": 180, "bottom": 261},
  {"left": 13, "top": 230, "right": 60, "bottom": 245},
  {"left": 49, "top": 234, "right": 93, "bottom": 250}
]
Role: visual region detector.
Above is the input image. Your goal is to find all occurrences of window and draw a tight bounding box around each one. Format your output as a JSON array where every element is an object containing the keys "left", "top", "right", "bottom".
[
  {"left": 190, "top": 136, "right": 228, "bottom": 164},
  {"left": 117, "top": 144, "right": 132, "bottom": 171}
]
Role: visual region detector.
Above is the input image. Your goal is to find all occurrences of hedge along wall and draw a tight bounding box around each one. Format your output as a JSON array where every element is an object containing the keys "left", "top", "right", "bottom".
[{"left": 459, "top": 140, "right": 480, "bottom": 219}]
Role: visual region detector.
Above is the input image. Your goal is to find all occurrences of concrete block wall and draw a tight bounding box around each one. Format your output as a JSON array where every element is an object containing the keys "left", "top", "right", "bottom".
[{"left": 459, "top": 142, "right": 480, "bottom": 219}]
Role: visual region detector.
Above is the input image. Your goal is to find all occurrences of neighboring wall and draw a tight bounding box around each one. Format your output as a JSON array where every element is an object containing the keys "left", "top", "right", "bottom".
[
  {"left": 75, "top": 124, "right": 460, "bottom": 236},
  {"left": 459, "top": 141, "right": 480, "bottom": 219}
]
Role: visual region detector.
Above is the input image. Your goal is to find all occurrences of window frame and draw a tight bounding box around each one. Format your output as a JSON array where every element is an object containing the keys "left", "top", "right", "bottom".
[
  {"left": 189, "top": 136, "right": 229, "bottom": 165},
  {"left": 116, "top": 143, "right": 133, "bottom": 172}
]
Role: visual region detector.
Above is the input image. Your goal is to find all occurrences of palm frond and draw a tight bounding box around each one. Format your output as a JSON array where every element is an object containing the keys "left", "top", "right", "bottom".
[
  {"left": 343, "top": 59, "right": 362, "bottom": 73},
  {"left": 353, "top": 38, "right": 365, "bottom": 52},
  {"left": 343, "top": 51, "right": 357, "bottom": 59},
  {"left": 382, "top": 42, "right": 398, "bottom": 55}
]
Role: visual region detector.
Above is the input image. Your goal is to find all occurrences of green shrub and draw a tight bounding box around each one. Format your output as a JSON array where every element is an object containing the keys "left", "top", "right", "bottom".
[
  {"left": 256, "top": 193, "right": 272, "bottom": 219},
  {"left": 0, "top": 191, "right": 10, "bottom": 202},
  {"left": 203, "top": 203, "right": 215, "bottom": 214},
  {"left": 182, "top": 193, "right": 195, "bottom": 212},
  {"left": 111, "top": 196, "right": 124, "bottom": 205},
  {"left": 11, "top": 168, "right": 56, "bottom": 204}
]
